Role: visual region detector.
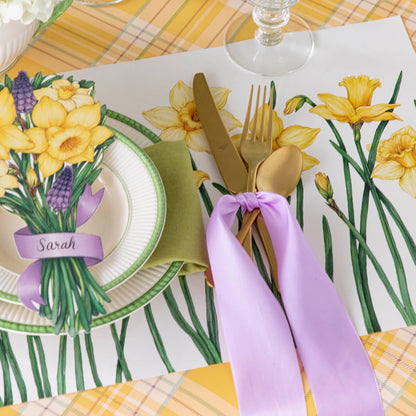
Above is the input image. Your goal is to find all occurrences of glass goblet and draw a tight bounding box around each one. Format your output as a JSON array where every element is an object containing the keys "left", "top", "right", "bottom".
[{"left": 224, "top": 0, "right": 314, "bottom": 76}]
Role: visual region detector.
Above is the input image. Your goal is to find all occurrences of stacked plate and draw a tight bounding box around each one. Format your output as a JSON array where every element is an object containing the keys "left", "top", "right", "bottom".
[{"left": 0, "top": 112, "right": 182, "bottom": 334}]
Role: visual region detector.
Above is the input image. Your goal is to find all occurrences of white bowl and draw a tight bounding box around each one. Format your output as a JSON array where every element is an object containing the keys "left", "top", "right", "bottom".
[{"left": 0, "top": 19, "right": 39, "bottom": 74}]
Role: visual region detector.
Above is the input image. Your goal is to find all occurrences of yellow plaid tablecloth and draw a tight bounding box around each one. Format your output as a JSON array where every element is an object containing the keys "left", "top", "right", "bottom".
[
  {"left": 2, "top": 0, "right": 416, "bottom": 414},
  {"left": 3, "top": 326, "right": 416, "bottom": 415},
  {"left": 6, "top": 0, "right": 416, "bottom": 79}
]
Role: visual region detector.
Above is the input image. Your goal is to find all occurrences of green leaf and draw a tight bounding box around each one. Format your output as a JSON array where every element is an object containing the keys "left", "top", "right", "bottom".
[
  {"left": 322, "top": 215, "right": 334, "bottom": 281},
  {"left": 269, "top": 80, "right": 277, "bottom": 109},
  {"left": 32, "top": 72, "right": 44, "bottom": 90},
  {"left": 79, "top": 80, "right": 95, "bottom": 89},
  {"left": 4, "top": 74, "right": 12, "bottom": 92},
  {"left": 36, "top": 0, "right": 73, "bottom": 34}
]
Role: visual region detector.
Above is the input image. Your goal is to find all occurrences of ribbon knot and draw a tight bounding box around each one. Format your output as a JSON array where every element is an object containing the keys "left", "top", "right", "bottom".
[{"left": 235, "top": 192, "right": 259, "bottom": 212}]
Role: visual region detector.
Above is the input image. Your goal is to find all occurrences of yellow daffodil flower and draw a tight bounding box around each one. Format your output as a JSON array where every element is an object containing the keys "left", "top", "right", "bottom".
[
  {"left": 0, "top": 88, "right": 33, "bottom": 159},
  {"left": 34, "top": 79, "right": 94, "bottom": 112},
  {"left": 25, "top": 96, "right": 113, "bottom": 177},
  {"left": 232, "top": 103, "right": 320, "bottom": 171},
  {"left": 0, "top": 160, "right": 18, "bottom": 197},
  {"left": 142, "top": 81, "right": 242, "bottom": 153},
  {"left": 309, "top": 75, "right": 401, "bottom": 126},
  {"left": 371, "top": 126, "right": 416, "bottom": 198}
]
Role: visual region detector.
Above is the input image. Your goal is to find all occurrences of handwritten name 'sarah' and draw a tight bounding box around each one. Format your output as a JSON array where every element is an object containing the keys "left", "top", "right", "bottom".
[{"left": 37, "top": 236, "right": 77, "bottom": 252}]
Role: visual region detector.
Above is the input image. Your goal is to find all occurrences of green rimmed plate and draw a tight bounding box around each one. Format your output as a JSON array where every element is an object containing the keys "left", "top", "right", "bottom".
[{"left": 0, "top": 112, "right": 183, "bottom": 334}]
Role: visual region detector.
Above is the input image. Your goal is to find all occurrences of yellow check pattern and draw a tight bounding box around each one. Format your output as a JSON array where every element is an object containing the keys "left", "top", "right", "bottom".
[
  {"left": 3, "top": 326, "right": 416, "bottom": 415},
  {"left": 6, "top": 0, "right": 416, "bottom": 79},
  {"left": 3, "top": 0, "right": 416, "bottom": 414}
]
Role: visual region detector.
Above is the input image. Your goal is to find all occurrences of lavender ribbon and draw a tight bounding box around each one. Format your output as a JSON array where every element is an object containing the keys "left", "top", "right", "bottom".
[
  {"left": 14, "top": 184, "right": 105, "bottom": 311},
  {"left": 206, "top": 192, "right": 383, "bottom": 416}
]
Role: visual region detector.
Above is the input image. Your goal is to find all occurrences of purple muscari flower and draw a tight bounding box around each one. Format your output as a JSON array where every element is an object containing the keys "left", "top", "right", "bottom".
[
  {"left": 11, "top": 71, "right": 37, "bottom": 114},
  {"left": 47, "top": 167, "right": 73, "bottom": 212}
]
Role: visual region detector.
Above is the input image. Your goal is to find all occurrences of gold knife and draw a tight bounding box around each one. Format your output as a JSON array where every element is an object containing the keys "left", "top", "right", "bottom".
[
  {"left": 193, "top": 73, "right": 278, "bottom": 289},
  {"left": 193, "top": 73, "right": 247, "bottom": 194}
]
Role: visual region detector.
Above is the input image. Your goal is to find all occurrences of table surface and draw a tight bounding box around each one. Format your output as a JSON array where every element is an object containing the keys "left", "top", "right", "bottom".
[{"left": 3, "top": 0, "right": 416, "bottom": 414}]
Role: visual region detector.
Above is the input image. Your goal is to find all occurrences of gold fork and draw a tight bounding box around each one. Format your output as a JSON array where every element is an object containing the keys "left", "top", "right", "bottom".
[{"left": 240, "top": 85, "right": 274, "bottom": 257}]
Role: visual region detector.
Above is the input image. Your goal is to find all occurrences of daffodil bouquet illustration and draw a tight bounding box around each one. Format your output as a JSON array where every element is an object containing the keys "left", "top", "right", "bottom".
[
  {"left": 286, "top": 73, "right": 416, "bottom": 333},
  {"left": 0, "top": 71, "right": 114, "bottom": 336}
]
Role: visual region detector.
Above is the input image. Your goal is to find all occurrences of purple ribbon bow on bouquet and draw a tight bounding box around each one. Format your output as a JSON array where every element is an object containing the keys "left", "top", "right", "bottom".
[
  {"left": 206, "top": 192, "right": 383, "bottom": 416},
  {"left": 14, "top": 184, "right": 105, "bottom": 311}
]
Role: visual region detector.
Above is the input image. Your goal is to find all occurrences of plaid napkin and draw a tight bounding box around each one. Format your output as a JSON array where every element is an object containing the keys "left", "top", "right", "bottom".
[{"left": 143, "top": 140, "right": 209, "bottom": 275}]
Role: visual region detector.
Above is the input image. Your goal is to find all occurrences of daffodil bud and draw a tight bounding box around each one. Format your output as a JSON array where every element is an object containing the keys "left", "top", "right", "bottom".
[
  {"left": 193, "top": 170, "right": 210, "bottom": 188},
  {"left": 26, "top": 168, "right": 38, "bottom": 188},
  {"left": 26, "top": 167, "right": 39, "bottom": 198},
  {"left": 284, "top": 95, "right": 306, "bottom": 115},
  {"left": 315, "top": 172, "right": 333, "bottom": 201}
]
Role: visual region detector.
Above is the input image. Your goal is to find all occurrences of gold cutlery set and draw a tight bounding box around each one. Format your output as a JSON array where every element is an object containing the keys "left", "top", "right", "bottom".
[{"left": 193, "top": 73, "right": 303, "bottom": 287}]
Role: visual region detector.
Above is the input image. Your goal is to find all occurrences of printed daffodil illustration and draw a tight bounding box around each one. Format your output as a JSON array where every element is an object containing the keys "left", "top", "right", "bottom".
[
  {"left": 26, "top": 97, "right": 113, "bottom": 177},
  {"left": 34, "top": 79, "right": 94, "bottom": 111},
  {"left": 0, "top": 88, "right": 33, "bottom": 159},
  {"left": 193, "top": 170, "right": 210, "bottom": 188},
  {"left": 0, "top": 160, "right": 18, "bottom": 197},
  {"left": 233, "top": 103, "right": 320, "bottom": 171},
  {"left": 371, "top": 126, "right": 416, "bottom": 198},
  {"left": 291, "top": 72, "right": 416, "bottom": 333},
  {"left": 142, "top": 80, "right": 241, "bottom": 153},
  {"left": 0, "top": 72, "right": 114, "bottom": 337},
  {"left": 309, "top": 75, "right": 401, "bottom": 125}
]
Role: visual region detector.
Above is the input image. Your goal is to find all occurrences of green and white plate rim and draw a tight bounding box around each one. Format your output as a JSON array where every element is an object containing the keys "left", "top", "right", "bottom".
[{"left": 0, "top": 111, "right": 183, "bottom": 334}]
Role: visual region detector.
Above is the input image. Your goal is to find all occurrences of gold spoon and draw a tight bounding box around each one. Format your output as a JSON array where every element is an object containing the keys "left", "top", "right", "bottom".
[
  {"left": 206, "top": 145, "right": 303, "bottom": 287},
  {"left": 256, "top": 144, "right": 303, "bottom": 196}
]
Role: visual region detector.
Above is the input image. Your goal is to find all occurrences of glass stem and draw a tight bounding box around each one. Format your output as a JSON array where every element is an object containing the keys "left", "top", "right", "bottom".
[{"left": 253, "top": 6, "right": 290, "bottom": 46}]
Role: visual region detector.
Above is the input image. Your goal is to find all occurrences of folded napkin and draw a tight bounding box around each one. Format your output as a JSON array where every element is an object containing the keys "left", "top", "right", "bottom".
[{"left": 143, "top": 140, "right": 209, "bottom": 275}]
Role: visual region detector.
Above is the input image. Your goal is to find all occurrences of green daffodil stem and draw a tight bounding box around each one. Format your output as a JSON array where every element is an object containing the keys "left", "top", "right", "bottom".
[
  {"left": 59, "top": 260, "right": 76, "bottom": 337},
  {"left": 162, "top": 286, "right": 217, "bottom": 365},
  {"left": 179, "top": 276, "right": 221, "bottom": 362},
  {"left": 190, "top": 156, "right": 221, "bottom": 357},
  {"left": 144, "top": 304, "right": 175, "bottom": 373},
  {"left": 115, "top": 318, "right": 130, "bottom": 383},
  {"left": 353, "top": 73, "right": 402, "bottom": 329},
  {"left": 110, "top": 324, "right": 132, "bottom": 382},
  {"left": 306, "top": 99, "right": 378, "bottom": 332},
  {"left": 57, "top": 335, "right": 67, "bottom": 395},
  {"left": 1, "top": 332, "right": 27, "bottom": 403},
  {"left": 329, "top": 119, "right": 378, "bottom": 332},
  {"left": 84, "top": 333, "right": 103, "bottom": 387},
  {"left": 353, "top": 127, "right": 416, "bottom": 323},
  {"left": 331, "top": 141, "right": 416, "bottom": 265},
  {"left": 325, "top": 198, "right": 410, "bottom": 324}
]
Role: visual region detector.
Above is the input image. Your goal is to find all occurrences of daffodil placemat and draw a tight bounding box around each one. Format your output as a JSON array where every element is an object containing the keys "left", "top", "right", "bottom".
[
  {"left": 2, "top": 15, "right": 416, "bottom": 410},
  {"left": 4, "top": 325, "right": 416, "bottom": 415}
]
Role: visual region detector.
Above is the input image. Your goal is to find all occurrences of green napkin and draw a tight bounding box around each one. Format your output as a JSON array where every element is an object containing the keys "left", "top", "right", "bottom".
[{"left": 144, "top": 140, "right": 209, "bottom": 275}]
